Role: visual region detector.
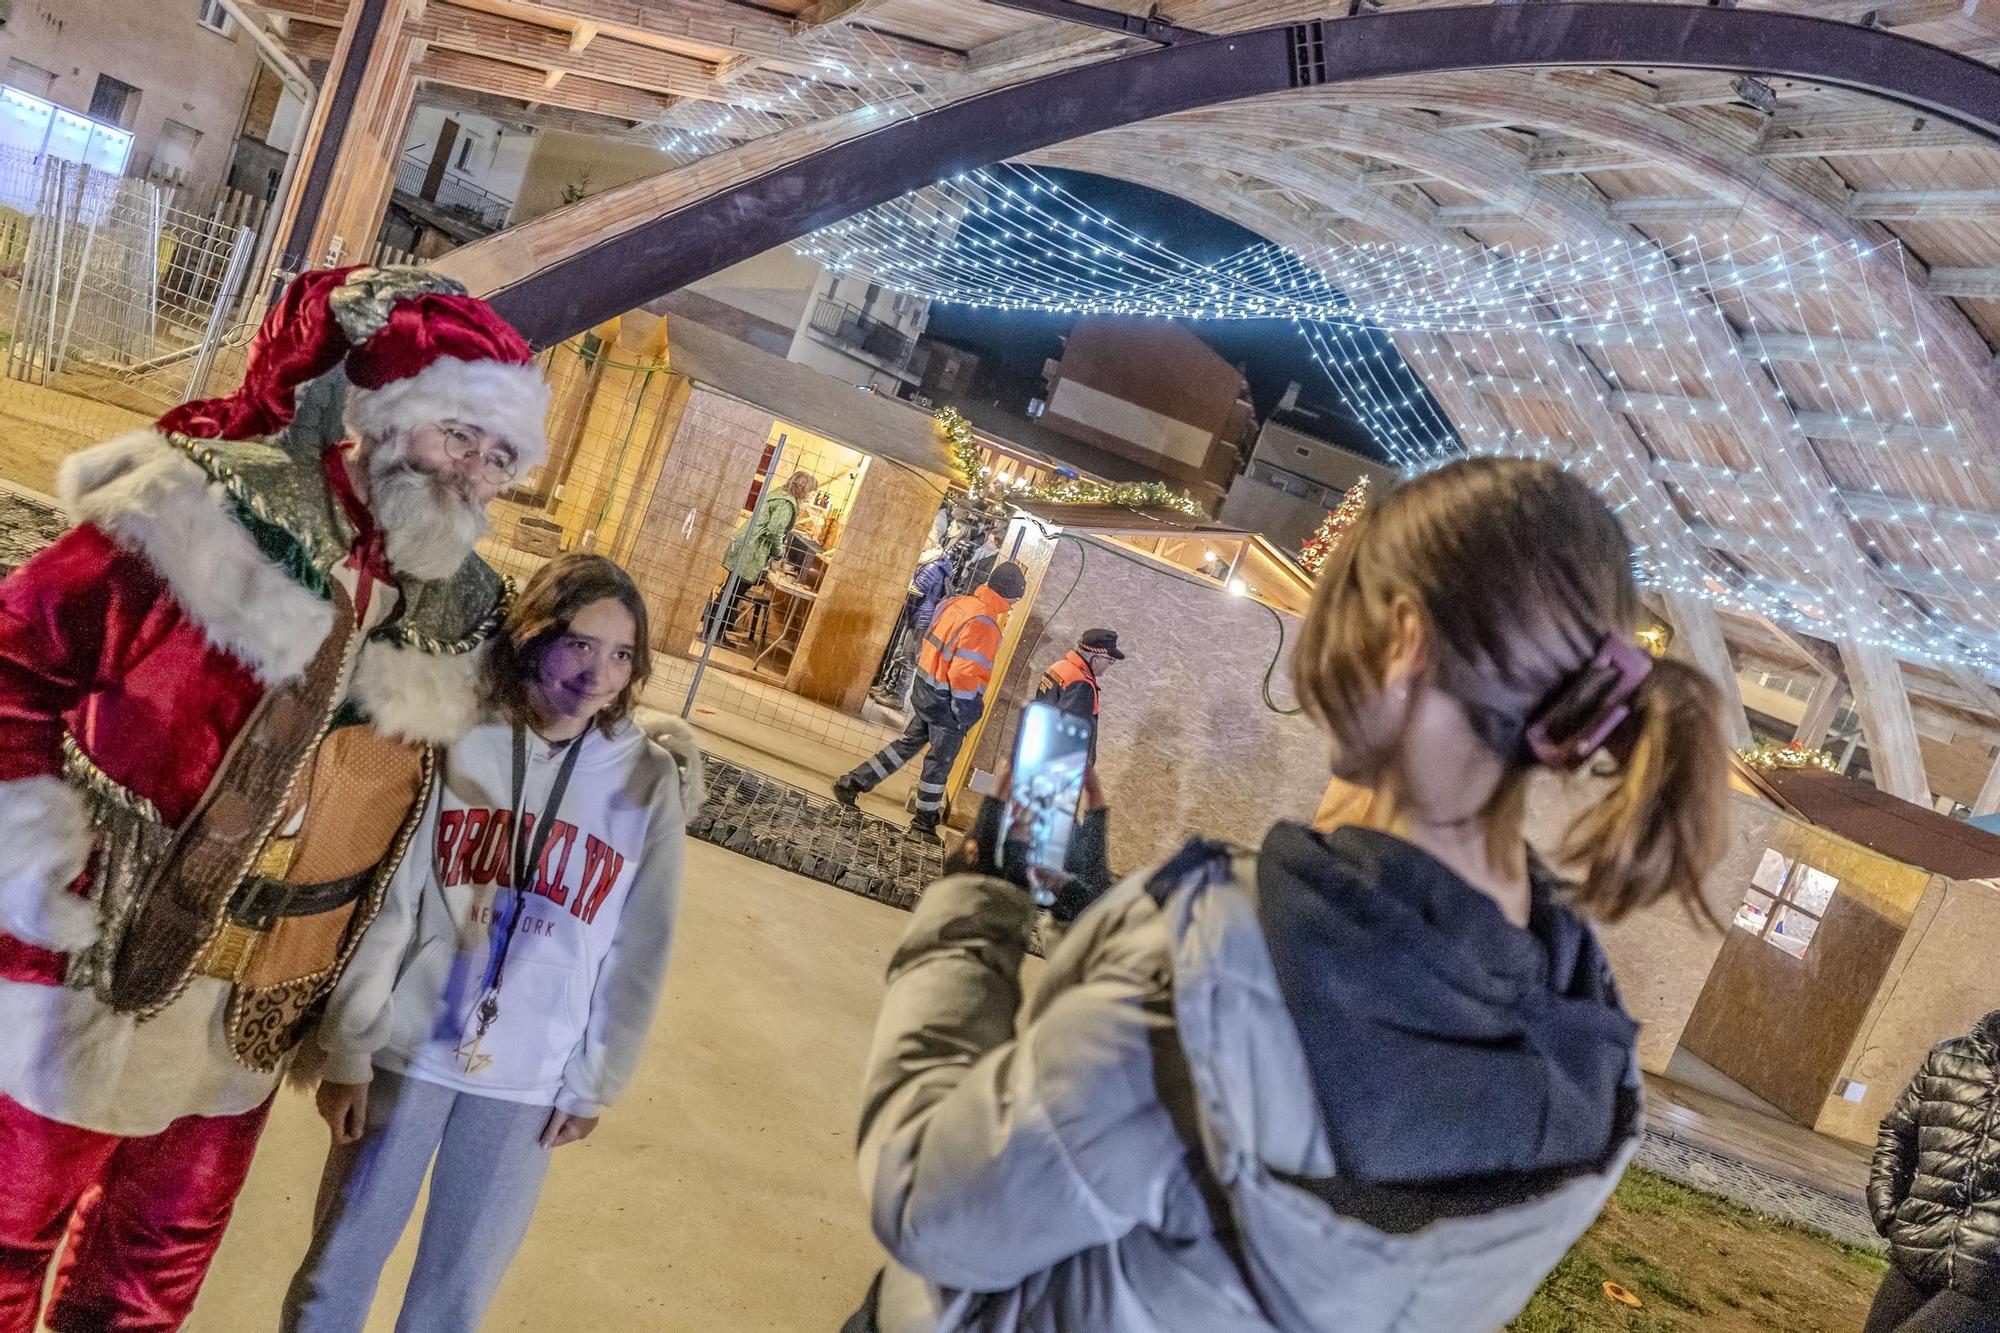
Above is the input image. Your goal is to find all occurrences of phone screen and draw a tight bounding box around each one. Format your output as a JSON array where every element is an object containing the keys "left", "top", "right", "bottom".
[{"left": 1003, "top": 702, "right": 1093, "bottom": 881}]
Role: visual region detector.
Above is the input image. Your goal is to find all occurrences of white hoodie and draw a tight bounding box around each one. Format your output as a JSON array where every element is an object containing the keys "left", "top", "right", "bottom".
[{"left": 318, "top": 711, "right": 699, "bottom": 1118}]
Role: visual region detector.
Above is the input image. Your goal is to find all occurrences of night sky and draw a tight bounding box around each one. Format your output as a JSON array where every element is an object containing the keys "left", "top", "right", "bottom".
[{"left": 923, "top": 168, "right": 1341, "bottom": 423}]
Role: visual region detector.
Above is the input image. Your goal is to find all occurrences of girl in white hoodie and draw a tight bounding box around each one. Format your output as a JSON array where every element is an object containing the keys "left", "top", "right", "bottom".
[{"left": 282, "top": 553, "right": 699, "bottom": 1333}]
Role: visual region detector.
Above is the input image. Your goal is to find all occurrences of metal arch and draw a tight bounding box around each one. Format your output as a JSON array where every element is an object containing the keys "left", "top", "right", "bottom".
[{"left": 489, "top": 3, "right": 2000, "bottom": 345}]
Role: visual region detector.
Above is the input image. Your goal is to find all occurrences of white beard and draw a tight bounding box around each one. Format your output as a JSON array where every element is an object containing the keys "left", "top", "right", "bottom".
[{"left": 364, "top": 440, "right": 489, "bottom": 581}]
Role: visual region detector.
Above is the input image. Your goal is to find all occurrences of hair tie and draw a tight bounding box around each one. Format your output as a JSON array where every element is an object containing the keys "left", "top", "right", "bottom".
[{"left": 1523, "top": 635, "right": 1653, "bottom": 770}]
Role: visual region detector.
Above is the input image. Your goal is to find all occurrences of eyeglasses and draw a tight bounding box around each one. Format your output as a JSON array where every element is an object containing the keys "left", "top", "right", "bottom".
[{"left": 439, "top": 424, "right": 519, "bottom": 486}]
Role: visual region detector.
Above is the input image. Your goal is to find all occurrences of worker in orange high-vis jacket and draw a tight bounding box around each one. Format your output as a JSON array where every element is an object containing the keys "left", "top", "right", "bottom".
[
  {"left": 1033, "top": 628, "right": 1125, "bottom": 764},
  {"left": 834, "top": 561, "right": 1027, "bottom": 837}
]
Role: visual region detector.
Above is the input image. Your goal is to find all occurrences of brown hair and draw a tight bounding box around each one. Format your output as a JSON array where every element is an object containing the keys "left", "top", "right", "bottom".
[
  {"left": 1293, "top": 456, "right": 1728, "bottom": 921},
  {"left": 485, "top": 552, "right": 653, "bottom": 738}
]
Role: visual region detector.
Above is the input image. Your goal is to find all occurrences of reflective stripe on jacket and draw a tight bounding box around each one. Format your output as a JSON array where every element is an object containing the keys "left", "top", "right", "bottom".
[{"left": 916, "top": 587, "right": 1009, "bottom": 702}]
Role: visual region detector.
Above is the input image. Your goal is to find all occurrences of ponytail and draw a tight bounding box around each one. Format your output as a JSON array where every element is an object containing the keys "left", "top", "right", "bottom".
[{"left": 1559, "top": 656, "right": 1729, "bottom": 922}]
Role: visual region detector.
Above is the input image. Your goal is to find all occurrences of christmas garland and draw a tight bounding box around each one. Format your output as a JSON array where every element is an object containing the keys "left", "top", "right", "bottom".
[
  {"left": 1737, "top": 740, "right": 1841, "bottom": 774},
  {"left": 1298, "top": 477, "right": 1371, "bottom": 577},
  {"left": 936, "top": 407, "right": 1206, "bottom": 518}
]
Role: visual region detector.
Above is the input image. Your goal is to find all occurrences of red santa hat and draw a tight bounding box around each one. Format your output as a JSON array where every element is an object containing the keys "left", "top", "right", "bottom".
[{"left": 158, "top": 266, "right": 550, "bottom": 468}]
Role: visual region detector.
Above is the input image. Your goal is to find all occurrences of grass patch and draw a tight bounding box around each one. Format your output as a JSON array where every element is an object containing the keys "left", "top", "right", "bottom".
[{"left": 1508, "top": 1168, "right": 1885, "bottom": 1332}]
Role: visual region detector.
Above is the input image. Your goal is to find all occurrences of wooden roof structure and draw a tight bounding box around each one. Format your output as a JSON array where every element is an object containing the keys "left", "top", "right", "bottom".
[
  {"left": 247, "top": 0, "right": 2000, "bottom": 810},
  {"left": 1731, "top": 754, "right": 2000, "bottom": 880}
]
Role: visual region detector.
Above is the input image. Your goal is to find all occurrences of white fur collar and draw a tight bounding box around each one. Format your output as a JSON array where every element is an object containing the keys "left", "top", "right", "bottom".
[{"left": 57, "top": 429, "right": 333, "bottom": 686}]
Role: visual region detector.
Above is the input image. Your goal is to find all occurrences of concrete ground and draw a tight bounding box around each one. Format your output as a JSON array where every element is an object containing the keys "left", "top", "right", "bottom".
[{"left": 190, "top": 841, "right": 911, "bottom": 1332}]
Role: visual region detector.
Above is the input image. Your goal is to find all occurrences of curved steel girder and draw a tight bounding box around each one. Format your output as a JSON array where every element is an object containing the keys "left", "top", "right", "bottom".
[{"left": 483, "top": 3, "right": 2000, "bottom": 345}]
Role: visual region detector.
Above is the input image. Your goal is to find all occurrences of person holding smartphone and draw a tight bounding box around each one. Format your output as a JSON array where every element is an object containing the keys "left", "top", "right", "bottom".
[
  {"left": 846, "top": 457, "right": 1732, "bottom": 1332},
  {"left": 281, "top": 554, "right": 698, "bottom": 1333}
]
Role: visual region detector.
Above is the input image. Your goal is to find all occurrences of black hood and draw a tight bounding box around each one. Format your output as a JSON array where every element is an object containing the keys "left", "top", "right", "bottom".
[{"left": 1256, "top": 823, "right": 1638, "bottom": 1189}]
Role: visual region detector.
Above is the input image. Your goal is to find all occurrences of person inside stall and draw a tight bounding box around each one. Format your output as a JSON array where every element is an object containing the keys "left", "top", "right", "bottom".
[
  {"left": 872, "top": 544, "right": 957, "bottom": 710},
  {"left": 706, "top": 470, "right": 817, "bottom": 642},
  {"left": 954, "top": 527, "right": 1002, "bottom": 597}
]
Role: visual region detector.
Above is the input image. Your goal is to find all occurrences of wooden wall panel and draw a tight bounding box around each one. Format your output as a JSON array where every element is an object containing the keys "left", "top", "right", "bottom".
[
  {"left": 1679, "top": 825, "right": 1922, "bottom": 1125},
  {"left": 790, "top": 460, "right": 943, "bottom": 713},
  {"left": 626, "top": 388, "right": 775, "bottom": 657}
]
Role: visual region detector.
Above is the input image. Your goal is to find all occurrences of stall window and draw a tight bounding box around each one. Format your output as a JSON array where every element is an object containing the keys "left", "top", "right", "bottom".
[{"left": 1735, "top": 848, "right": 1836, "bottom": 959}]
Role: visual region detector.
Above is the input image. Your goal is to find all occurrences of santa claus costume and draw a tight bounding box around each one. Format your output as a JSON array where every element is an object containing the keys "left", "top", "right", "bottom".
[{"left": 0, "top": 266, "right": 550, "bottom": 1333}]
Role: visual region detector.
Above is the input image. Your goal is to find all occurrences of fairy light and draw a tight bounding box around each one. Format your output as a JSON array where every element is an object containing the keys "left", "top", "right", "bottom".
[{"left": 809, "top": 194, "right": 2000, "bottom": 670}]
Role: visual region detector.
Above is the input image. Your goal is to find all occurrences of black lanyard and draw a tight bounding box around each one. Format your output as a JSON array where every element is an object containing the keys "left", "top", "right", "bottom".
[{"left": 474, "top": 726, "right": 586, "bottom": 1014}]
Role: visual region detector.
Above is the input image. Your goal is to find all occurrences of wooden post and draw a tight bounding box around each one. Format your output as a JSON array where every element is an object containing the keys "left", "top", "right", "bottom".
[
  {"left": 1840, "top": 640, "right": 1932, "bottom": 806},
  {"left": 1662, "top": 593, "right": 1754, "bottom": 749},
  {"left": 268, "top": 0, "right": 425, "bottom": 276},
  {"left": 1795, "top": 673, "right": 1848, "bottom": 750},
  {"left": 1973, "top": 752, "right": 2000, "bottom": 818}
]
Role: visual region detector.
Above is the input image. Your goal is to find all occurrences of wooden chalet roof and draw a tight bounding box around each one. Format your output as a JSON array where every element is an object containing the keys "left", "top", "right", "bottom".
[{"left": 1731, "top": 754, "right": 2000, "bottom": 881}]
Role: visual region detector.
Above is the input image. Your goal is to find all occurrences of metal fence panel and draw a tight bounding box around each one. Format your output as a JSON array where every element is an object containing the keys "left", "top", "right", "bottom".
[{"left": 0, "top": 149, "right": 257, "bottom": 414}]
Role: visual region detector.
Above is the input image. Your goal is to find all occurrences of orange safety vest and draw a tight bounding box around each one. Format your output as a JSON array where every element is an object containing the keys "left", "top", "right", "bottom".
[
  {"left": 916, "top": 586, "right": 1009, "bottom": 702},
  {"left": 1036, "top": 650, "right": 1099, "bottom": 719}
]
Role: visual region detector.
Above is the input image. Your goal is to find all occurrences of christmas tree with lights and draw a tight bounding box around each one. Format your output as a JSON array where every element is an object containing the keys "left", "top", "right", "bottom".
[{"left": 1298, "top": 477, "right": 1371, "bottom": 577}]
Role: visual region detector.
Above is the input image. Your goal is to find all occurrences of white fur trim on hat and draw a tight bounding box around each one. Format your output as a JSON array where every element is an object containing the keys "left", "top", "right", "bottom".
[
  {"left": 345, "top": 356, "right": 551, "bottom": 471},
  {"left": 0, "top": 775, "right": 98, "bottom": 952}
]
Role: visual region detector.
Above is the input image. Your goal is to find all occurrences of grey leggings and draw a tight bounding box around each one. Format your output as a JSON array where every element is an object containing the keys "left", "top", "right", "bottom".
[
  {"left": 280, "top": 1069, "right": 555, "bottom": 1333},
  {"left": 1864, "top": 1266, "right": 2000, "bottom": 1333}
]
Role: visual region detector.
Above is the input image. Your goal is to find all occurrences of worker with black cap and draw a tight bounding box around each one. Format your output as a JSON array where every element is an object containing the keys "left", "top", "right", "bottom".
[
  {"left": 835, "top": 560, "right": 1029, "bottom": 837},
  {"left": 1034, "top": 629, "right": 1125, "bottom": 763}
]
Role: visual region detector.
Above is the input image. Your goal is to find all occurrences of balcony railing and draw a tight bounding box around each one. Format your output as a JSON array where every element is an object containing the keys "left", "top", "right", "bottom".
[
  {"left": 391, "top": 150, "right": 512, "bottom": 232},
  {"left": 808, "top": 296, "right": 926, "bottom": 378}
]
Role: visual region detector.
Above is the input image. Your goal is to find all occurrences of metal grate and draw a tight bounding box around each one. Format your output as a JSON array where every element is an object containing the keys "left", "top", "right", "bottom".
[{"left": 690, "top": 756, "right": 942, "bottom": 909}]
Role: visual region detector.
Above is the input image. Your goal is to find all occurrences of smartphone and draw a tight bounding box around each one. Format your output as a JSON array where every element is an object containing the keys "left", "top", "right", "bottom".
[{"left": 1002, "top": 702, "right": 1093, "bottom": 885}]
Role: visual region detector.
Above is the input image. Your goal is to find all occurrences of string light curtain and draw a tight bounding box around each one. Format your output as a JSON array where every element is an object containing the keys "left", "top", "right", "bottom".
[{"left": 798, "top": 166, "right": 2000, "bottom": 673}]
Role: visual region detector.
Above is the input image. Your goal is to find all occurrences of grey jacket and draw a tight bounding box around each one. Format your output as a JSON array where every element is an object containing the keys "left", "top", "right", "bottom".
[{"left": 858, "top": 840, "right": 1639, "bottom": 1332}]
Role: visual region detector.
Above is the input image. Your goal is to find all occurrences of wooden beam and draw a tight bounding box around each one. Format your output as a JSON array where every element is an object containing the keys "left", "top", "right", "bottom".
[
  {"left": 280, "top": 16, "right": 340, "bottom": 62},
  {"left": 796, "top": 0, "right": 894, "bottom": 27},
  {"left": 1796, "top": 673, "right": 1850, "bottom": 748},
  {"left": 568, "top": 19, "right": 597, "bottom": 51},
  {"left": 416, "top": 82, "right": 653, "bottom": 138},
  {"left": 484, "top": 0, "right": 962, "bottom": 75},
  {"left": 414, "top": 45, "right": 675, "bottom": 121},
  {"left": 1664, "top": 592, "right": 1755, "bottom": 747},
  {"left": 1842, "top": 639, "right": 1933, "bottom": 805},
  {"left": 1756, "top": 124, "right": 1976, "bottom": 158},
  {"left": 253, "top": 0, "right": 349, "bottom": 24},
  {"left": 418, "top": 4, "right": 731, "bottom": 101},
  {"left": 966, "top": 24, "right": 1127, "bottom": 76},
  {"left": 1812, "top": 0, "right": 1979, "bottom": 25},
  {"left": 1852, "top": 188, "right": 2000, "bottom": 220},
  {"left": 1756, "top": 613, "right": 1847, "bottom": 679},
  {"left": 1435, "top": 197, "right": 1747, "bottom": 227},
  {"left": 1927, "top": 267, "right": 2000, "bottom": 300},
  {"left": 1973, "top": 751, "right": 2000, "bottom": 816},
  {"left": 1743, "top": 332, "right": 1908, "bottom": 368},
  {"left": 1474, "top": 375, "right": 1957, "bottom": 450},
  {"left": 1428, "top": 166, "right": 2000, "bottom": 227}
]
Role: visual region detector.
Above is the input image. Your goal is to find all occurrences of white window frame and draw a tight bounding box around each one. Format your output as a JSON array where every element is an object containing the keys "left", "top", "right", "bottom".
[{"left": 197, "top": 0, "right": 235, "bottom": 36}]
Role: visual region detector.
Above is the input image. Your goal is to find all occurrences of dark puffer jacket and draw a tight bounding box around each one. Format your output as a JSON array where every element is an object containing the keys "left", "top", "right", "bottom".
[{"left": 1869, "top": 1011, "right": 2000, "bottom": 1298}]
